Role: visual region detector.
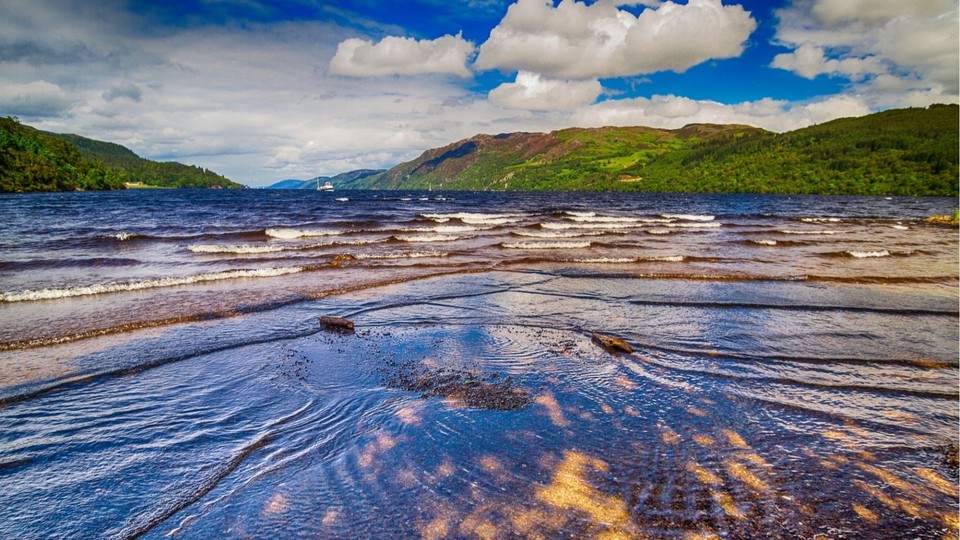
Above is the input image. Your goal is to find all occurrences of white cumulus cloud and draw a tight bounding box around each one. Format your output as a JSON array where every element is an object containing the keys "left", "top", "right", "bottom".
[
  {"left": 772, "top": 0, "right": 959, "bottom": 106},
  {"left": 475, "top": 0, "right": 757, "bottom": 79},
  {"left": 488, "top": 71, "right": 602, "bottom": 110},
  {"left": 329, "top": 33, "right": 476, "bottom": 77},
  {"left": 571, "top": 93, "right": 872, "bottom": 132}
]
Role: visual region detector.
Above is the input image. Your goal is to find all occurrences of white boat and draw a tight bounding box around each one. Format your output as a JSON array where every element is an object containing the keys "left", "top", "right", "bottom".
[{"left": 317, "top": 181, "right": 334, "bottom": 191}]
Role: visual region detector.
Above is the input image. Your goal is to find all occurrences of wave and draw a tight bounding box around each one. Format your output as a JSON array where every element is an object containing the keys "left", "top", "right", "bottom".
[
  {"left": 97, "top": 232, "right": 141, "bottom": 241},
  {"left": 645, "top": 229, "right": 672, "bottom": 235},
  {"left": 0, "top": 257, "right": 144, "bottom": 271},
  {"left": 566, "top": 215, "right": 648, "bottom": 223},
  {"left": 540, "top": 221, "right": 641, "bottom": 230},
  {"left": 890, "top": 224, "right": 909, "bottom": 230},
  {"left": 778, "top": 230, "right": 840, "bottom": 235},
  {"left": 188, "top": 239, "right": 380, "bottom": 254},
  {"left": 400, "top": 225, "right": 488, "bottom": 234},
  {"left": 512, "top": 229, "right": 622, "bottom": 238},
  {"left": 799, "top": 217, "right": 841, "bottom": 223},
  {"left": 264, "top": 228, "right": 345, "bottom": 239},
  {"left": 353, "top": 252, "right": 449, "bottom": 260},
  {"left": 501, "top": 241, "right": 592, "bottom": 249},
  {"left": 0, "top": 267, "right": 305, "bottom": 303},
  {"left": 749, "top": 239, "right": 779, "bottom": 246},
  {"left": 562, "top": 255, "right": 683, "bottom": 263},
  {"left": 661, "top": 213, "right": 714, "bottom": 221},
  {"left": 662, "top": 222, "right": 722, "bottom": 229},
  {"left": 392, "top": 234, "right": 466, "bottom": 243},
  {"left": 335, "top": 198, "right": 349, "bottom": 202},
  {"left": 846, "top": 250, "right": 891, "bottom": 258},
  {"left": 564, "top": 211, "right": 596, "bottom": 218},
  {"left": 420, "top": 212, "right": 525, "bottom": 225},
  {"left": 564, "top": 257, "right": 638, "bottom": 263}
]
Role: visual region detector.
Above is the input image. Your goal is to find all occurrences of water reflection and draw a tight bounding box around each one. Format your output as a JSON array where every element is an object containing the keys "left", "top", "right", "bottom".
[{"left": 0, "top": 272, "right": 956, "bottom": 539}]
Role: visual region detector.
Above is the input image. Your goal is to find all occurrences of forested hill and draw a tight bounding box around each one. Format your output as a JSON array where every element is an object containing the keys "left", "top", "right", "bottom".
[
  {"left": 54, "top": 132, "right": 241, "bottom": 189},
  {"left": 346, "top": 104, "right": 958, "bottom": 196},
  {"left": 0, "top": 117, "right": 242, "bottom": 192}
]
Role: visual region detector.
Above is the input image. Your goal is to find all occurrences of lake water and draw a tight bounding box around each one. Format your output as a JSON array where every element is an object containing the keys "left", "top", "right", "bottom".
[{"left": 0, "top": 190, "right": 957, "bottom": 538}]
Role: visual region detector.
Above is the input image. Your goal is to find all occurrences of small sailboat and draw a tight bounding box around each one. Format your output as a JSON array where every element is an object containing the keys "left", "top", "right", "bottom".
[{"left": 317, "top": 180, "right": 334, "bottom": 191}]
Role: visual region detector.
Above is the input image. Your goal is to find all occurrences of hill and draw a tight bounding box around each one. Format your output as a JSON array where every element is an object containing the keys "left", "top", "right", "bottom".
[
  {"left": 353, "top": 104, "right": 958, "bottom": 196},
  {"left": 0, "top": 116, "right": 242, "bottom": 192},
  {"left": 265, "top": 169, "right": 384, "bottom": 189},
  {"left": 54, "top": 132, "right": 242, "bottom": 189},
  {"left": 0, "top": 116, "right": 127, "bottom": 192}
]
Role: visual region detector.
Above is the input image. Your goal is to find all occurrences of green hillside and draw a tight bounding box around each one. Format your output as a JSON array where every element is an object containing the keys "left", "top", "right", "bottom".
[
  {"left": 0, "top": 116, "right": 127, "bottom": 192},
  {"left": 0, "top": 117, "right": 242, "bottom": 192},
  {"left": 622, "top": 104, "right": 958, "bottom": 196},
  {"left": 350, "top": 104, "right": 958, "bottom": 196},
  {"left": 55, "top": 132, "right": 242, "bottom": 189}
]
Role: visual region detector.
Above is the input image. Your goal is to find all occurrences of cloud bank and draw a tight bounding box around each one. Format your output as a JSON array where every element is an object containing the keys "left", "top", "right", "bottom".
[
  {"left": 474, "top": 0, "right": 757, "bottom": 79},
  {"left": 771, "top": 0, "right": 959, "bottom": 107}
]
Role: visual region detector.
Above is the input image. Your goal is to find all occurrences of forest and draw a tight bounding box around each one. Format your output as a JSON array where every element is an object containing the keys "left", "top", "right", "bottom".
[{"left": 0, "top": 117, "right": 242, "bottom": 192}]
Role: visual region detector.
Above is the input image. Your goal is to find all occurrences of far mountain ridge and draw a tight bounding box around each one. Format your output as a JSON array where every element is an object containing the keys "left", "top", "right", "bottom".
[
  {"left": 264, "top": 169, "right": 384, "bottom": 189},
  {"left": 343, "top": 105, "right": 958, "bottom": 197}
]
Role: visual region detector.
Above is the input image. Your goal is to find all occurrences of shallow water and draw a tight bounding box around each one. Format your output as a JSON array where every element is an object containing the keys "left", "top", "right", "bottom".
[{"left": 0, "top": 191, "right": 957, "bottom": 538}]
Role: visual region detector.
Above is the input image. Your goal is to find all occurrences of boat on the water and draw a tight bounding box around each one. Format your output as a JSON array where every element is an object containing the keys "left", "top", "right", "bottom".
[{"left": 317, "top": 181, "right": 334, "bottom": 191}]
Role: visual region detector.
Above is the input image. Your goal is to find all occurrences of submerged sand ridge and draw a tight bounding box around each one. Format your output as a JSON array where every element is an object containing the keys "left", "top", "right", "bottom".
[{"left": 0, "top": 271, "right": 955, "bottom": 538}]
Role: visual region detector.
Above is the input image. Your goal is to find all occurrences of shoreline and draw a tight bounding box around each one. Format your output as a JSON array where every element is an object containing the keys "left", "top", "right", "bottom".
[{"left": 0, "top": 270, "right": 956, "bottom": 538}]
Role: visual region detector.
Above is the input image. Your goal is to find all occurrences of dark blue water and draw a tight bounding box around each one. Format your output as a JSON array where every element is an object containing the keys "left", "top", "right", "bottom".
[{"left": 0, "top": 190, "right": 957, "bottom": 538}]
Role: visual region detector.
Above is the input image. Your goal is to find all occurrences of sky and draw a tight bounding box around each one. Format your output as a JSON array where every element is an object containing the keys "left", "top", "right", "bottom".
[{"left": 1, "top": 0, "right": 957, "bottom": 187}]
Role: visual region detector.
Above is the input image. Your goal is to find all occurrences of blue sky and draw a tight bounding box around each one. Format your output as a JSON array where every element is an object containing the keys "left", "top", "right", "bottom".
[{"left": 1, "top": 0, "right": 956, "bottom": 186}]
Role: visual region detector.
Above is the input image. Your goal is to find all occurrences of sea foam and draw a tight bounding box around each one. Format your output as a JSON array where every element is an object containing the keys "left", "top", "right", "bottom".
[
  {"left": 501, "top": 241, "right": 592, "bottom": 249},
  {"left": 0, "top": 267, "right": 305, "bottom": 303},
  {"left": 661, "top": 213, "right": 715, "bottom": 221},
  {"left": 265, "top": 228, "right": 344, "bottom": 239}
]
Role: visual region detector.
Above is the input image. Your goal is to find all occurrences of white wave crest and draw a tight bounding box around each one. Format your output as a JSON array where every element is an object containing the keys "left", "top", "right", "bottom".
[
  {"left": 661, "top": 214, "right": 714, "bottom": 221},
  {"left": 645, "top": 255, "right": 685, "bottom": 262},
  {"left": 190, "top": 238, "right": 380, "bottom": 254},
  {"left": 890, "top": 224, "right": 909, "bottom": 230},
  {"left": 502, "top": 241, "right": 592, "bottom": 249},
  {"left": 800, "top": 217, "right": 841, "bottom": 223},
  {"left": 646, "top": 229, "right": 671, "bottom": 235},
  {"left": 512, "top": 229, "right": 621, "bottom": 238},
  {"left": 189, "top": 244, "right": 286, "bottom": 254},
  {"left": 564, "top": 211, "right": 596, "bottom": 217},
  {"left": 540, "top": 222, "right": 640, "bottom": 230},
  {"left": 0, "top": 267, "right": 304, "bottom": 303},
  {"left": 749, "top": 239, "right": 778, "bottom": 246},
  {"left": 567, "top": 215, "right": 642, "bottom": 223},
  {"left": 566, "top": 257, "right": 637, "bottom": 263},
  {"left": 663, "top": 222, "right": 722, "bottom": 229},
  {"left": 400, "top": 225, "right": 487, "bottom": 234},
  {"left": 265, "top": 228, "right": 343, "bottom": 239},
  {"left": 421, "top": 212, "right": 524, "bottom": 225},
  {"left": 335, "top": 197, "right": 349, "bottom": 202},
  {"left": 847, "top": 250, "right": 890, "bottom": 258},
  {"left": 353, "top": 252, "right": 449, "bottom": 260},
  {"left": 394, "top": 234, "right": 464, "bottom": 243},
  {"left": 100, "top": 232, "right": 139, "bottom": 241},
  {"left": 779, "top": 230, "right": 840, "bottom": 235}
]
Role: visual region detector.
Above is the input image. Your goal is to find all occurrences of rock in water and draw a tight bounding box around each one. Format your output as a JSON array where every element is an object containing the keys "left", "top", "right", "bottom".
[
  {"left": 591, "top": 332, "right": 634, "bottom": 354},
  {"left": 320, "top": 316, "right": 355, "bottom": 333}
]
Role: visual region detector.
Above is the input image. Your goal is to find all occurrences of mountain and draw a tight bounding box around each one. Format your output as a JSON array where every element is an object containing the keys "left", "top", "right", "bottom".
[
  {"left": 265, "top": 179, "right": 313, "bottom": 189},
  {"left": 353, "top": 104, "right": 958, "bottom": 197},
  {"left": 265, "top": 169, "right": 384, "bottom": 189},
  {"left": 0, "top": 116, "right": 242, "bottom": 192}
]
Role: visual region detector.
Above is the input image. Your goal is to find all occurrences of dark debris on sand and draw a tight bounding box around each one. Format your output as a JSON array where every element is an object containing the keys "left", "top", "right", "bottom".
[{"left": 380, "top": 359, "right": 531, "bottom": 411}]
